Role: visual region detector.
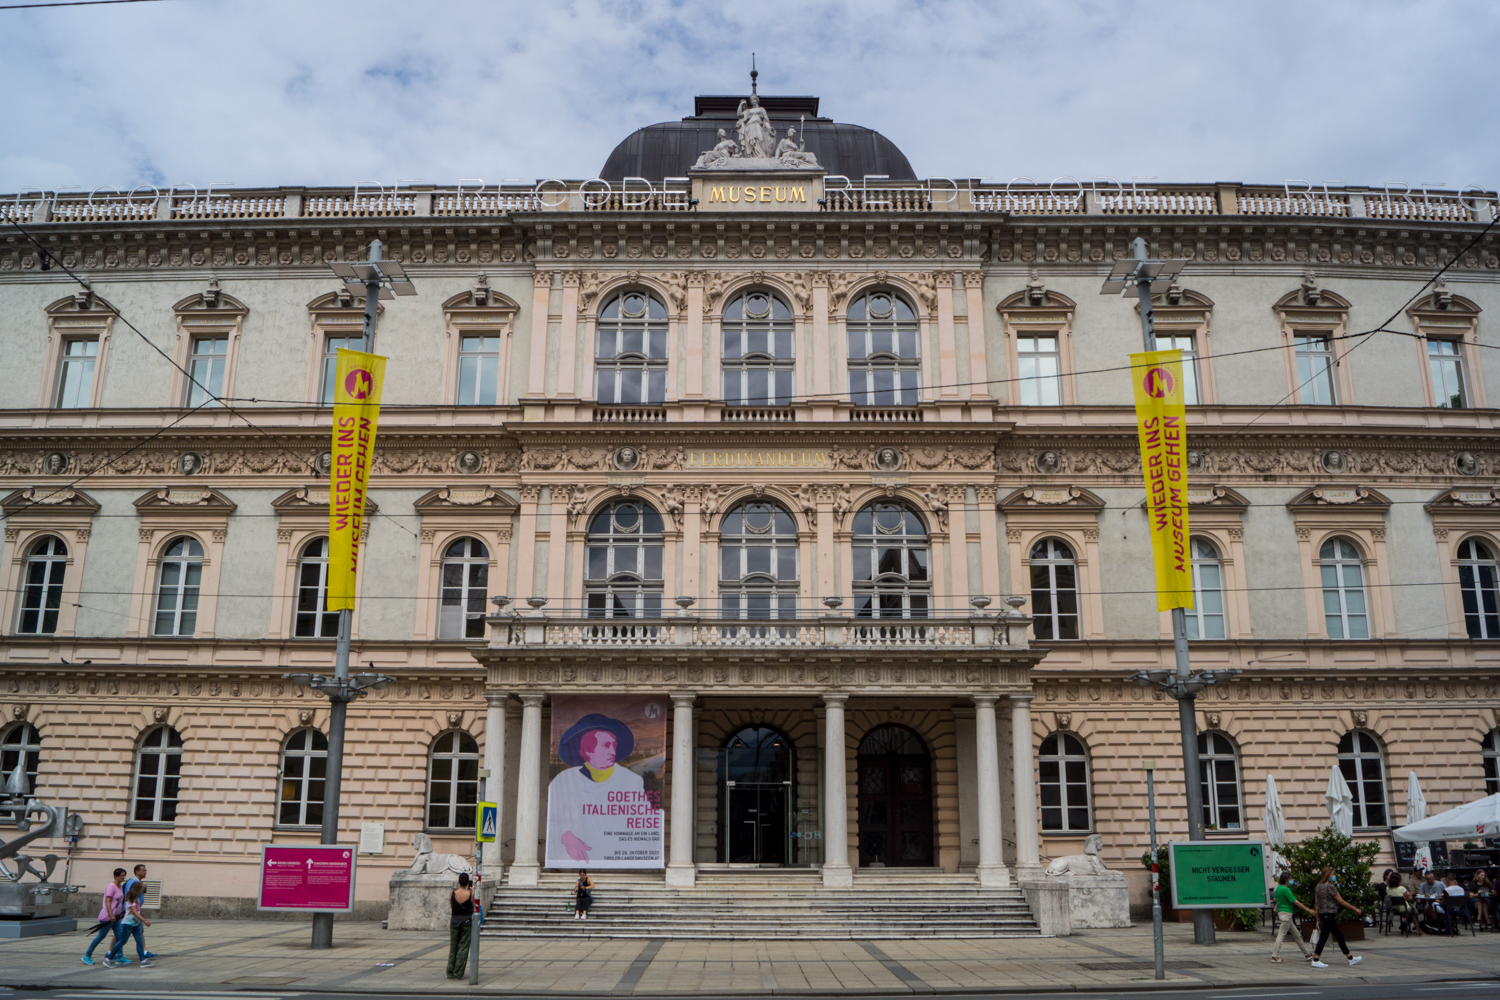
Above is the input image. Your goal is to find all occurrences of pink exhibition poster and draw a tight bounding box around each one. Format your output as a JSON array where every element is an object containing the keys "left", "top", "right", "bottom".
[
  {"left": 545, "top": 694, "right": 666, "bottom": 869},
  {"left": 257, "top": 844, "right": 357, "bottom": 912}
]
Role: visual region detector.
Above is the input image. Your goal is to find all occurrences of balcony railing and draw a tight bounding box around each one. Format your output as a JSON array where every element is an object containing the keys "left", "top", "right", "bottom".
[
  {"left": 592, "top": 405, "right": 667, "bottom": 423},
  {"left": 487, "top": 612, "right": 1033, "bottom": 651},
  {"left": 721, "top": 406, "right": 795, "bottom": 422}
]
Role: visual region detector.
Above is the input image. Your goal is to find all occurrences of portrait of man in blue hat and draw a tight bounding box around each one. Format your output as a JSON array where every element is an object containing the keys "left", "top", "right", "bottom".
[{"left": 546, "top": 709, "right": 662, "bottom": 866}]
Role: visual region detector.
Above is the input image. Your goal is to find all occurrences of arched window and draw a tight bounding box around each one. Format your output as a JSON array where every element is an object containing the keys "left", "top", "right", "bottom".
[
  {"left": 294, "top": 538, "right": 339, "bottom": 638},
  {"left": 595, "top": 290, "right": 668, "bottom": 405},
  {"left": 132, "top": 726, "right": 183, "bottom": 823},
  {"left": 1337, "top": 730, "right": 1387, "bottom": 828},
  {"left": 1320, "top": 537, "right": 1369, "bottom": 639},
  {"left": 153, "top": 536, "right": 203, "bottom": 637},
  {"left": 723, "top": 290, "right": 794, "bottom": 406},
  {"left": 1197, "top": 732, "right": 1242, "bottom": 830},
  {"left": 17, "top": 536, "right": 67, "bottom": 635},
  {"left": 585, "top": 501, "right": 665, "bottom": 618},
  {"left": 847, "top": 289, "right": 920, "bottom": 406},
  {"left": 725, "top": 726, "right": 794, "bottom": 783},
  {"left": 1038, "top": 732, "right": 1091, "bottom": 832},
  {"left": 1186, "top": 538, "right": 1226, "bottom": 640},
  {"left": 1030, "top": 538, "right": 1079, "bottom": 640},
  {"left": 1483, "top": 729, "right": 1500, "bottom": 796},
  {"left": 439, "top": 538, "right": 489, "bottom": 640},
  {"left": 0, "top": 723, "right": 41, "bottom": 798},
  {"left": 278, "top": 728, "right": 327, "bottom": 827},
  {"left": 427, "top": 730, "right": 480, "bottom": 831},
  {"left": 851, "top": 502, "right": 929, "bottom": 618},
  {"left": 1457, "top": 538, "right": 1500, "bottom": 639},
  {"left": 719, "top": 501, "right": 798, "bottom": 619}
]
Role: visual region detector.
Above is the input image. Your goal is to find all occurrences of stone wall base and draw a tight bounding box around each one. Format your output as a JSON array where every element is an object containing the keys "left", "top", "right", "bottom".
[
  {"left": 1052, "top": 872, "right": 1132, "bottom": 928},
  {"left": 1018, "top": 879, "right": 1071, "bottom": 936},
  {"left": 61, "top": 892, "right": 385, "bottom": 922},
  {"left": 388, "top": 872, "right": 467, "bottom": 931}
]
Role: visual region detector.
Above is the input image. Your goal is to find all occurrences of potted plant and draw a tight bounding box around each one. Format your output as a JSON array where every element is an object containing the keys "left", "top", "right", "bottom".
[
  {"left": 1213, "top": 907, "right": 1264, "bottom": 932},
  {"left": 1280, "top": 826, "right": 1380, "bottom": 943}
]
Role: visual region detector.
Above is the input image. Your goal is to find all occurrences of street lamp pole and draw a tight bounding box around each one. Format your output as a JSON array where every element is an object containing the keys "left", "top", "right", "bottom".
[
  {"left": 1103, "top": 237, "right": 1238, "bottom": 945},
  {"left": 289, "top": 239, "right": 413, "bottom": 950}
]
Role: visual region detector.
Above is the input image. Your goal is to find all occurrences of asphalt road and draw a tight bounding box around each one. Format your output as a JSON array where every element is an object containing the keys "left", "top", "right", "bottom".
[{"left": 8, "top": 982, "right": 1500, "bottom": 1000}]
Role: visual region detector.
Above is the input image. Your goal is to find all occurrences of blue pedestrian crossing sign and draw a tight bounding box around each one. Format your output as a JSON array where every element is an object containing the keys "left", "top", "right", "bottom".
[{"left": 476, "top": 802, "right": 497, "bottom": 843}]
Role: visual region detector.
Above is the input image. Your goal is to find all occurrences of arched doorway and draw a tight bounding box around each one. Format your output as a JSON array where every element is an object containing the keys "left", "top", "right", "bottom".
[
  {"left": 857, "top": 724, "right": 933, "bottom": 867},
  {"left": 719, "top": 726, "right": 794, "bottom": 864}
]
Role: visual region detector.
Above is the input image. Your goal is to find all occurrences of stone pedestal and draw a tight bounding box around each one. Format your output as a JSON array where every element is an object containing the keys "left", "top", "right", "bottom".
[
  {"left": 1054, "top": 872, "right": 1132, "bottom": 928},
  {"left": 1018, "top": 878, "right": 1072, "bottom": 936},
  {"left": 0, "top": 916, "right": 76, "bottom": 938},
  {"left": 387, "top": 872, "right": 462, "bottom": 931}
]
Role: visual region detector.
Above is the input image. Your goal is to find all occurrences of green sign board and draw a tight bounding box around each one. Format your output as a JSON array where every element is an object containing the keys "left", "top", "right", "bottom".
[{"left": 1168, "top": 841, "right": 1269, "bottom": 909}]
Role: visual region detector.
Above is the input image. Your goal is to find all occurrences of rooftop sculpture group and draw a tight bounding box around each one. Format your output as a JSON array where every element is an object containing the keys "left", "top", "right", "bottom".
[{"left": 693, "top": 95, "right": 821, "bottom": 171}]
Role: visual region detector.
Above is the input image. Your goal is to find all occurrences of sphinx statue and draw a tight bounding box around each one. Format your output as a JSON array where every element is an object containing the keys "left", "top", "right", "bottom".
[
  {"left": 406, "top": 832, "right": 473, "bottom": 875},
  {"left": 1044, "top": 833, "right": 1111, "bottom": 876}
]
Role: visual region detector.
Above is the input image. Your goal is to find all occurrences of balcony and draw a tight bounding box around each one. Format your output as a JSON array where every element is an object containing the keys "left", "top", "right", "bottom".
[{"left": 490, "top": 614, "right": 1031, "bottom": 650}]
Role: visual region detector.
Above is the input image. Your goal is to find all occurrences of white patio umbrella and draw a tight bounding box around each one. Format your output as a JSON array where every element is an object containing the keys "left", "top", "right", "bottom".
[
  {"left": 1263, "top": 775, "right": 1289, "bottom": 871},
  {"left": 1407, "top": 772, "right": 1433, "bottom": 871},
  {"left": 1325, "top": 766, "right": 1354, "bottom": 837},
  {"left": 1394, "top": 792, "right": 1500, "bottom": 842}
]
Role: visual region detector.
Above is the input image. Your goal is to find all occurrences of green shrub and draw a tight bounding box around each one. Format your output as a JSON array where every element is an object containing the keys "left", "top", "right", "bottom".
[
  {"left": 1140, "top": 845, "right": 1171, "bottom": 905},
  {"left": 1279, "top": 826, "right": 1380, "bottom": 922},
  {"left": 1224, "top": 907, "right": 1263, "bottom": 930}
]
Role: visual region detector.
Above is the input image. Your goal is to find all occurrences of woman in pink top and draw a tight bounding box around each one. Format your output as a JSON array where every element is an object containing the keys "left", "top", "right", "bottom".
[{"left": 81, "top": 869, "right": 127, "bottom": 965}]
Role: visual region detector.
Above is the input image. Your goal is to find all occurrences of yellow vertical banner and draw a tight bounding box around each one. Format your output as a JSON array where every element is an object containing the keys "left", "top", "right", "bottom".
[
  {"left": 328, "top": 349, "right": 386, "bottom": 611},
  {"left": 1130, "top": 349, "right": 1193, "bottom": 611}
]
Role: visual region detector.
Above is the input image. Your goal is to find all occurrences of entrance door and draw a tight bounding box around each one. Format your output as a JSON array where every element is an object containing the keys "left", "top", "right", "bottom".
[
  {"left": 856, "top": 724, "right": 933, "bottom": 867},
  {"left": 720, "top": 725, "right": 794, "bottom": 864}
]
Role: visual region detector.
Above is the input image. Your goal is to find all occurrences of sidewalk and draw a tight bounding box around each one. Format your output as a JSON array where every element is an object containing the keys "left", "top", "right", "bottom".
[{"left": 3, "top": 919, "right": 1496, "bottom": 994}]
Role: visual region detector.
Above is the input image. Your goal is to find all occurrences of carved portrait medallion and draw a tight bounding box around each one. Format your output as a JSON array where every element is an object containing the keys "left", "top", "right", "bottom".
[
  {"left": 874, "top": 447, "right": 903, "bottom": 472},
  {"left": 613, "top": 446, "right": 640, "bottom": 471},
  {"left": 457, "top": 450, "right": 483, "bottom": 474},
  {"left": 178, "top": 452, "right": 204, "bottom": 476}
]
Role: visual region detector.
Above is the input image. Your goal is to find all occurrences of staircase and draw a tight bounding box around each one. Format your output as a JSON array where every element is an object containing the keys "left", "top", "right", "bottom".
[{"left": 482, "top": 868, "right": 1041, "bottom": 939}]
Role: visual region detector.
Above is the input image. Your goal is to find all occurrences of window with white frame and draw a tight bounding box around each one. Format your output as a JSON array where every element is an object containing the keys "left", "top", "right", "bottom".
[
  {"left": 595, "top": 291, "right": 668, "bottom": 405},
  {"left": 1427, "top": 338, "right": 1467, "bottom": 409},
  {"left": 17, "top": 536, "right": 67, "bottom": 635},
  {"left": 1017, "top": 334, "right": 1062, "bottom": 406},
  {"left": 427, "top": 730, "right": 480, "bottom": 830},
  {"left": 0, "top": 723, "right": 41, "bottom": 799},
  {"left": 439, "top": 538, "right": 489, "bottom": 639},
  {"left": 320, "top": 335, "right": 364, "bottom": 405},
  {"left": 1197, "top": 731, "right": 1242, "bottom": 830},
  {"left": 54, "top": 337, "right": 99, "bottom": 408},
  {"left": 1038, "top": 732, "right": 1091, "bottom": 832},
  {"left": 1294, "top": 334, "right": 1337, "bottom": 405},
  {"left": 1484, "top": 729, "right": 1500, "bottom": 796},
  {"left": 132, "top": 725, "right": 183, "bottom": 824},
  {"left": 1155, "top": 333, "right": 1200, "bottom": 405},
  {"left": 293, "top": 538, "right": 340, "bottom": 638},
  {"left": 1337, "top": 730, "right": 1387, "bottom": 828},
  {"left": 278, "top": 728, "right": 327, "bottom": 827},
  {"left": 1186, "top": 537, "right": 1226, "bottom": 639},
  {"left": 1457, "top": 538, "right": 1500, "bottom": 639},
  {"left": 722, "top": 291, "right": 795, "bottom": 406},
  {"left": 719, "top": 501, "right": 799, "bottom": 619},
  {"left": 456, "top": 335, "right": 500, "bottom": 406},
  {"left": 851, "top": 502, "right": 930, "bottom": 618},
  {"left": 153, "top": 537, "right": 203, "bottom": 637},
  {"left": 847, "top": 290, "right": 920, "bottom": 406},
  {"left": 1029, "top": 538, "right": 1079, "bottom": 640},
  {"left": 585, "top": 501, "right": 665, "bottom": 618},
  {"left": 1320, "top": 537, "right": 1369, "bottom": 639},
  {"left": 186, "top": 336, "right": 227, "bottom": 407}
]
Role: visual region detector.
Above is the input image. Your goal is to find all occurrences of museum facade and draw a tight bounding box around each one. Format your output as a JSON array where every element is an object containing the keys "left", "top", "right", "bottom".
[{"left": 2, "top": 88, "right": 1500, "bottom": 918}]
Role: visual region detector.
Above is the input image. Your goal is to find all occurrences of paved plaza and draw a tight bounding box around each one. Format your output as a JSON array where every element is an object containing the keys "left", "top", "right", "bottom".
[{"left": 3, "top": 919, "right": 1495, "bottom": 994}]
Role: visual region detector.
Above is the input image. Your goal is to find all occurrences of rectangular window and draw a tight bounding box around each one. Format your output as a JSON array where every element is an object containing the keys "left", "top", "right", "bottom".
[
  {"left": 320, "top": 335, "right": 363, "bottom": 404},
  {"left": 186, "top": 336, "right": 227, "bottom": 407},
  {"left": 1427, "top": 339, "right": 1466, "bottom": 408},
  {"left": 1016, "top": 334, "right": 1061, "bottom": 406},
  {"left": 54, "top": 337, "right": 99, "bottom": 408},
  {"left": 1155, "top": 334, "right": 1200, "bottom": 405},
  {"left": 457, "top": 334, "right": 500, "bottom": 406},
  {"left": 1294, "top": 334, "right": 1337, "bottom": 405}
]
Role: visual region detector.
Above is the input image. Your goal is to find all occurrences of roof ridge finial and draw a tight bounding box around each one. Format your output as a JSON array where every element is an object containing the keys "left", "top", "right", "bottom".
[{"left": 750, "top": 53, "right": 757, "bottom": 96}]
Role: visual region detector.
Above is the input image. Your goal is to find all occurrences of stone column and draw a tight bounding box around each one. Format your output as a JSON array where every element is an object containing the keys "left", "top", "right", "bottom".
[
  {"left": 556, "top": 273, "right": 580, "bottom": 397},
  {"left": 665, "top": 692, "right": 697, "bottom": 887},
  {"left": 482, "top": 692, "right": 510, "bottom": 871},
  {"left": 525, "top": 272, "right": 552, "bottom": 399},
  {"left": 1010, "top": 693, "right": 1041, "bottom": 871},
  {"left": 964, "top": 271, "right": 990, "bottom": 399},
  {"left": 822, "top": 692, "right": 852, "bottom": 887},
  {"left": 973, "top": 695, "right": 1009, "bottom": 887},
  {"left": 507, "top": 693, "right": 546, "bottom": 886},
  {"left": 936, "top": 272, "right": 959, "bottom": 397}
]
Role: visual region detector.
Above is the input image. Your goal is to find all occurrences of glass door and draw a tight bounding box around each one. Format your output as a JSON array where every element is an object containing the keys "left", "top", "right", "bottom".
[{"left": 727, "top": 780, "right": 790, "bottom": 864}]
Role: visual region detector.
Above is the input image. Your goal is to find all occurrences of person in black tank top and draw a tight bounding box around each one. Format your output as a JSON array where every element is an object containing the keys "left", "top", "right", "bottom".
[{"left": 446, "top": 872, "right": 475, "bottom": 979}]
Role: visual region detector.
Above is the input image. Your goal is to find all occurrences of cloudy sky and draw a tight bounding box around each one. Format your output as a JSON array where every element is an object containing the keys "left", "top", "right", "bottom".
[{"left": 3, "top": 0, "right": 1497, "bottom": 195}]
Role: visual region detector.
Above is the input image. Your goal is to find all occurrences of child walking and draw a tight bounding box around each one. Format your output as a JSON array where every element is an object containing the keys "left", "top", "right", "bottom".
[{"left": 104, "top": 882, "right": 153, "bottom": 968}]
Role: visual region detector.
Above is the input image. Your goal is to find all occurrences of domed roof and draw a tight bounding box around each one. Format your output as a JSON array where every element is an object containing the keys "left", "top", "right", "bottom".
[{"left": 600, "top": 94, "right": 915, "bottom": 182}]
